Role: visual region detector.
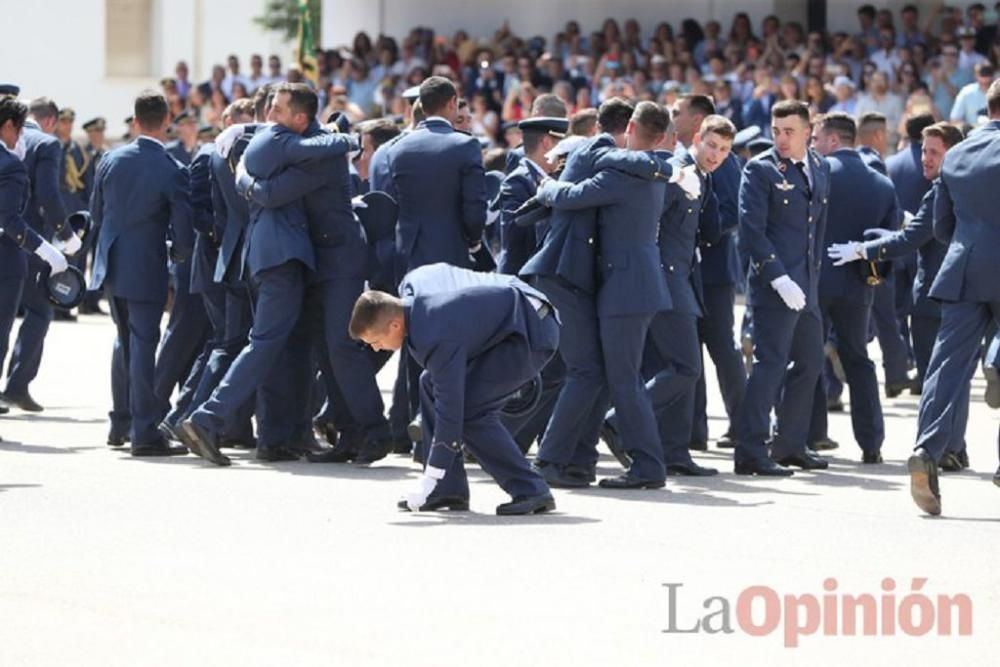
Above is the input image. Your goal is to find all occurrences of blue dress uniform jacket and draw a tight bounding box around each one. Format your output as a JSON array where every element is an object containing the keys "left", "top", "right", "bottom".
[
  {"left": 885, "top": 142, "right": 932, "bottom": 214},
  {"left": 211, "top": 125, "right": 257, "bottom": 285},
  {"left": 818, "top": 149, "right": 898, "bottom": 305},
  {"left": 89, "top": 137, "right": 194, "bottom": 303},
  {"left": 857, "top": 145, "right": 888, "bottom": 175},
  {"left": 930, "top": 120, "right": 1000, "bottom": 303},
  {"left": 20, "top": 121, "right": 69, "bottom": 241},
  {"left": 189, "top": 143, "right": 219, "bottom": 295},
  {"left": 738, "top": 147, "right": 831, "bottom": 309},
  {"left": 385, "top": 118, "right": 487, "bottom": 272},
  {"left": 165, "top": 140, "right": 197, "bottom": 167},
  {"left": 519, "top": 134, "right": 675, "bottom": 295},
  {"left": 0, "top": 147, "right": 43, "bottom": 260},
  {"left": 496, "top": 157, "right": 545, "bottom": 275},
  {"left": 698, "top": 151, "right": 743, "bottom": 287}
]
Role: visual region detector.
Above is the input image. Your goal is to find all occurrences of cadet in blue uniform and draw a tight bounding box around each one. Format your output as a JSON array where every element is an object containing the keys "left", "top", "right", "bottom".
[
  {"left": 351, "top": 264, "right": 559, "bottom": 515},
  {"left": 178, "top": 84, "right": 358, "bottom": 466},
  {"left": 164, "top": 110, "right": 200, "bottom": 167},
  {"left": 1, "top": 97, "right": 81, "bottom": 413},
  {"left": 735, "top": 101, "right": 831, "bottom": 475},
  {"left": 605, "top": 115, "right": 734, "bottom": 476},
  {"left": 521, "top": 98, "right": 697, "bottom": 487},
  {"left": 906, "top": 84, "right": 1000, "bottom": 515},
  {"left": 89, "top": 91, "right": 194, "bottom": 456},
  {"left": 0, "top": 95, "right": 70, "bottom": 419},
  {"left": 79, "top": 117, "right": 109, "bottom": 315},
  {"left": 830, "top": 122, "right": 965, "bottom": 468},
  {"left": 810, "top": 112, "right": 898, "bottom": 463}
]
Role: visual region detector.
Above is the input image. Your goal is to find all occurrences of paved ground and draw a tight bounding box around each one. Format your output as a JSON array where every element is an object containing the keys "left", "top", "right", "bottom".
[{"left": 1, "top": 310, "right": 998, "bottom": 666}]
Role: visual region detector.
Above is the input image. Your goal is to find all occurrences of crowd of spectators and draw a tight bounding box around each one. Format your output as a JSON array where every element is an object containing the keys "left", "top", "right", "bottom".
[{"left": 157, "top": 2, "right": 1000, "bottom": 153}]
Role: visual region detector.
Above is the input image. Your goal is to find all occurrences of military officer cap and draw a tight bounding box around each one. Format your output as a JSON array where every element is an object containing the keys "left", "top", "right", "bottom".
[
  {"left": 747, "top": 137, "right": 773, "bottom": 156},
  {"left": 172, "top": 110, "right": 196, "bottom": 126},
  {"left": 82, "top": 117, "right": 106, "bottom": 132},
  {"left": 733, "top": 125, "right": 761, "bottom": 151},
  {"left": 518, "top": 116, "right": 569, "bottom": 138},
  {"left": 355, "top": 191, "right": 398, "bottom": 244},
  {"left": 401, "top": 85, "right": 421, "bottom": 102},
  {"left": 197, "top": 124, "right": 216, "bottom": 139},
  {"left": 58, "top": 107, "right": 76, "bottom": 122},
  {"left": 0, "top": 83, "right": 20, "bottom": 97},
  {"left": 40, "top": 265, "right": 87, "bottom": 310},
  {"left": 484, "top": 169, "right": 504, "bottom": 207}
]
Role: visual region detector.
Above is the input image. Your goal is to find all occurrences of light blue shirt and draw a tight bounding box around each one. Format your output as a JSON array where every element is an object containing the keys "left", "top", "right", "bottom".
[{"left": 950, "top": 82, "right": 989, "bottom": 125}]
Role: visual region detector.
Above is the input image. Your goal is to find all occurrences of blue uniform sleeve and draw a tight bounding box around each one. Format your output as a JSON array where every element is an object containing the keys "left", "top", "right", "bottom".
[
  {"left": 738, "top": 160, "right": 788, "bottom": 283},
  {"left": 864, "top": 186, "right": 937, "bottom": 261},
  {"left": 209, "top": 162, "right": 228, "bottom": 246},
  {"left": 237, "top": 163, "right": 329, "bottom": 208},
  {"left": 279, "top": 132, "right": 359, "bottom": 164},
  {"left": 499, "top": 173, "right": 536, "bottom": 255},
  {"left": 0, "top": 163, "right": 42, "bottom": 251},
  {"left": 189, "top": 150, "right": 215, "bottom": 237},
  {"left": 698, "top": 187, "right": 723, "bottom": 246},
  {"left": 933, "top": 175, "right": 956, "bottom": 244},
  {"left": 168, "top": 164, "right": 195, "bottom": 262},
  {"left": 422, "top": 341, "right": 468, "bottom": 469},
  {"left": 594, "top": 149, "right": 674, "bottom": 181},
  {"left": 460, "top": 141, "right": 487, "bottom": 245},
  {"left": 538, "top": 168, "right": 629, "bottom": 211},
  {"left": 35, "top": 138, "right": 70, "bottom": 239}
]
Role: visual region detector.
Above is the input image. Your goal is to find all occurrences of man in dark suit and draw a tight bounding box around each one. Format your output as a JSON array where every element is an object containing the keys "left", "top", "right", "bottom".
[
  {"left": 736, "top": 100, "right": 831, "bottom": 475},
  {"left": 830, "top": 122, "right": 965, "bottom": 468},
  {"left": 534, "top": 101, "right": 699, "bottom": 489},
  {"left": 521, "top": 98, "right": 699, "bottom": 487},
  {"left": 605, "top": 115, "right": 734, "bottom": 477},
  {"left": 1, "top": 97, "right": 81, "bottom": 413},
  {"left": 89, "top": 91, "right": 194, "bottom": 456},
  {"left": 177, "top": 84, "right": 358, "bottom": 466},
  {"left": 350, "top": 263, "right": 559, "bottom": 515},
  {"left": 811, "top": 113, "right": 898, "bottom": 463},
  {"left": 0, "top": 96, "right": 70, "bottom": 419},
  {"left": 233, "top": 85, "right": 392, "bottom": 464},
  {"left": 907, "top": 82, "right": 1000, "bottom": 515}
]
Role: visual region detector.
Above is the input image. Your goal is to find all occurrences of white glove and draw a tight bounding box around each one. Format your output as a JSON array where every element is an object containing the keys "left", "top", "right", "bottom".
[
  {"left": 902, "top": 211, "right": 914, "bottom": 226},
  {"left": 235, "top": 156, "right": 249, "bottom": 184},
  {"left": 215, "top": 123, "right": 246, "bottom": 159},
  {"left": 862, "top": 227, "right": 894, "bottom": 240},
  {"left": 669, "top": 164, "right": 701, "bottom": 200},
  {"left": 402, "top": 465, "right": 447, "bottom": 511},
  {"left": 56, "top": 232, "right": 82, "bottom": 256},
  {"left": 351, "top": 195, "right": 368, "bottom": 210},
  {"left": 827, "top": 242, "right": 865, "bottom": 266},
  {"left": 35, "top": 240, "right": 68, "bottom": 275},
  {"left": 770, "top": 275, "right": 806, "bottom": 311}
]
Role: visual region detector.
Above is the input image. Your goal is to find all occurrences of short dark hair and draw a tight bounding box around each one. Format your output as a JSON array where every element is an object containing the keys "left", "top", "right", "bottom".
[
  {"left": 483, "top": 147, "right": 507, "bottom": 172},
  {"left": 419, "top": 76, "right": 457, "bottom": 115},
  {"left": 699, "top": 114, "right": 736, "bottom": 141},
  {"left": 532, "top": 93, "right": 567, "bottom": 118},
  {"left": 28, "top": 97, "right": 59, "bottom": 122},
  {"left": 349, "top": 290, "right": 403, "bottom": 340},
  {"left": 819, "top": 112, "right": 857, "bottom": 145},
  {"left": 0, "top": 96, "right": 28, "bottom": 132},
  {"left": 858, "top": 4, "right": 876, "bottom": 19},
  {"left": 921, "top": 121, "right": 963, "bottom": 148},
  {"left": 902, "top": 3, "right": 918, "bottom": 15},
  {"left": 569, "top": 108, "right": 598, "bottom": 136},
  {"left": 631, "top": 101, "right": 670, "bottom": 143},
  {"left": 358, "top": 118, "right": 400, "bottom": 150},
  {"left": 975, "top": 62, "right": 995, "bottom": 78},
  {"left": 771, "top": 100, "right": 810, "bottom": 123},
  {"left": 133, "top": 90, "right": 169, "bottom": 131},
  {"left": 275, "top": 82, "right": 318, "bottom": 120},
  {"left": 597, "top": 97, "right": 635, "bottom": 135},
  {"left": 252, "top": 84, "right": 272, "bottom": 121},
  {"left": 988, "top": 79, "right": 1000, "bottom": 117},
  {"left": 680, "top": 93, "right": 716, "bottom": 118},
  {"left": 904, "top": 113, "right": 936, "bottom": 142},
  {"left": 857, "top": 111, "right": 887, "bottom": 134}
]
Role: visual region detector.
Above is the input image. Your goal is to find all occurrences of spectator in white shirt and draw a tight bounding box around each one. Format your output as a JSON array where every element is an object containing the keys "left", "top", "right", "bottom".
[
  {"left": 856, "top": 70, "right": 904, "bottom": 145},
  {"left": 950, "top": 62, "right": 995, "bottom": 124},
  {"left": 870, "top": 27, "right": 903, "bottom": 75}
]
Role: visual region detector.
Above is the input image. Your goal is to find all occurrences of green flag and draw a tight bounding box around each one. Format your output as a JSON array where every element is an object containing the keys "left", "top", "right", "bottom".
[{"left": 296, "top": 0, "right": 318, "bottom": 85}]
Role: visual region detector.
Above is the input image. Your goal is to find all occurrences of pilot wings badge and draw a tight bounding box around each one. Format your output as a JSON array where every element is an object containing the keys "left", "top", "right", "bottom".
[{"left": 776, "top": 179, "right": 795, "bottom": 191}]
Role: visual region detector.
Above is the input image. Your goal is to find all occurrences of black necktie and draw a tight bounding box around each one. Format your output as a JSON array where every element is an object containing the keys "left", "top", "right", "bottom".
[{"left": 794, "top": 161, "right": 812, "bottom": 199}]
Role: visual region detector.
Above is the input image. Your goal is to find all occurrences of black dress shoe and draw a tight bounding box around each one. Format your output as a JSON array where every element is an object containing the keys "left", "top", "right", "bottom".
[
  {"left": 397, "top": 495, "right": 470, "bottom": 512},
  {"left": 600, "top": 420, "right": 632, "bottom": 468},
  {"left": 776, "top": 450, "right": 829, "bottom": 470},
  {"left": 826, "top": 398, "right": 845, "bottom": 412},
  {"left": 533, "top": 461, "right": 589, "bottom": 488},
  {"left": 354, "top": 438, "right": 393, "bottom": 465},
  {"left": 177, "top": 420, "right": 231, "bottom": 466},
  {"left": 688, "top": 440, "right": 708, "bottom": 451},
  {"left": 985, "top": 366, "right": 1000, "bottom": 409},
  {"left": 406, "top": 415, "right": 423, "bottom": 443},
  {"left": 811, "top": 437, "right": 840, "bottom": 451},
  {"left": 598, "top": 474, "right": 665, "bottom": 489},
  {"left": 861, "top": 450, "right": 883, "bottom": 464},
  {"left": 314, "top": 420, "right": 339, "bottom": 446},
  {"left": 565, "top": 462, "right": 597, "bottom": 483},
  {"left": 391, "top": 437, "right": 413, "bottom": 455},
  {"left": 885, "top": 378, "right": 916, "bottom": 398},
  {"left": 909, "top": 381, "right": 923, "bottom": 396},
  {"left": 667, "top": 461, "right": 719, "bottom": 476},
  {"left": 107, "top": 429, "right": 129, "bottom": 447},
  {"left": 158, "top": 421, "right": 179, "bottom": 442},
  {"left": 955, "top": 450, "right": 969, "bottom": 469},
  {"left": 131, "top": 440, "right": 189, "bottom": 457},
  {"left": 496, "top": 493, "right": 556, "bottom": 515},
  {"left": 0, "top": 391, "right": 43, "bottom": 412},
  {"left": 938, "top": 452, "right": 963, "bottom": 472},
  {"left": 907, "top": 448, "right": 941, "bottom": 516},
  {"left": 734, "top": 458, "right": 794, "bottom": 476},
  {"left": 306, "top": 442, "right": 357, "bottom": 463},
  {"left": 715, "top": 433, "right": 737, "bottom": 449},
  {"left": 256, "top": 446, "right": 301, "bottom": 462}
]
